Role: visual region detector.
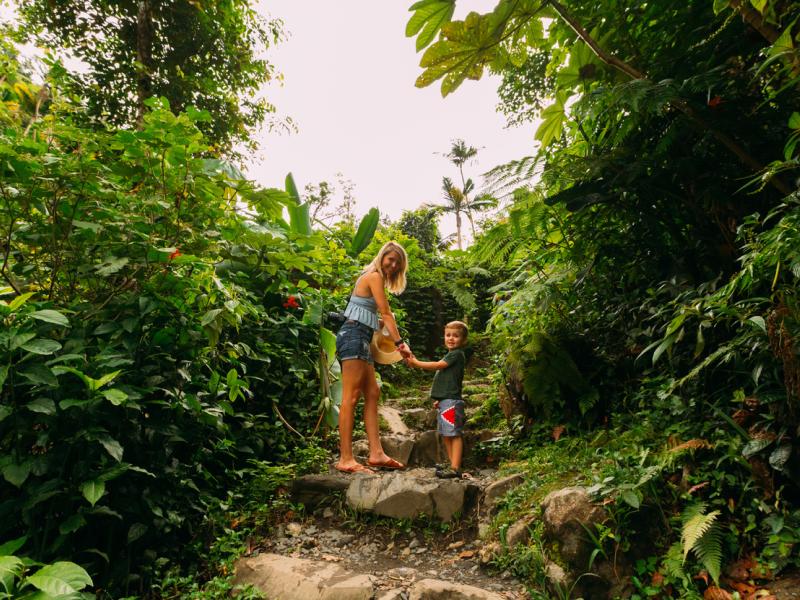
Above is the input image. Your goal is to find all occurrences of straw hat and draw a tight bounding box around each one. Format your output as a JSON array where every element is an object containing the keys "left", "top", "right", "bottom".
[{"left": 370, "top": 327, "right": 403, "bottom": 364}]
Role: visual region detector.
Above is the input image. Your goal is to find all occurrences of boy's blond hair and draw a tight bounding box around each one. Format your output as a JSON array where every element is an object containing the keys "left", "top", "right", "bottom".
[
  {"left": 363, "top": 241, "right": 408, "bottom": 294},
  {"left": 445, "top": 320, "right": 468, "bottom": 340}
]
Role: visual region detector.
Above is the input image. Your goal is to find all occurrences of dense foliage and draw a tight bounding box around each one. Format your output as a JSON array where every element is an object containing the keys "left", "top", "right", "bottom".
[
  {"left": 4, "top": 0, "right": 800, "bottom": 597},
  {"left": 407, "top": 0, "right": 800, "bottom": 594},
  {"left": 0, "top": 46, "right": 363, "bottom": 594}
]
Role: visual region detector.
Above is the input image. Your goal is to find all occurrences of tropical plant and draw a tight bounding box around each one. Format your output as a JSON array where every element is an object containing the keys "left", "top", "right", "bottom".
[{"left": 0, "top": 543, "right": 93, "bottom": 600}]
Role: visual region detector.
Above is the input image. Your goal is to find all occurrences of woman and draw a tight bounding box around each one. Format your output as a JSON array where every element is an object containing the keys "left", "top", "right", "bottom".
[{"left": 335, "top": 241, "right": 412, "bottom": 474}]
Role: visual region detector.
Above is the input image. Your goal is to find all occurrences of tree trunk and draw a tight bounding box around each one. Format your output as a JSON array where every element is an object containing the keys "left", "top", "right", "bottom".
[
  {"left": 456, "top": 212, "right": 462, "bottom": 250},
  {"left": 135, "top": 0, "right": 153, "bottom": 128}
]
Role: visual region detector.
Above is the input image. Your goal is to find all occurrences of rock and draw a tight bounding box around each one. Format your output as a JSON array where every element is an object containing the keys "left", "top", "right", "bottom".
[
  {"left": 541, "top": 486, "right": 605, "bottom": 568},
  {"left": 376, "top": 590, "right": 406, "bottom": 600},
  {"left": 234, "top": 553, "right": 375, "bottom": 600},
  {"left": 291, "top": 474, "right": 351, "bottom": 507},
  {"left": 379, "top": 406, "right": 412, "bottom": 435},
  {"left": 346, "top": 471, "right": 467, "bottom": 521},
  {"left": 483, "top": 473, "right": 525, "bottom": 510},
  {"left": 409, "top": 430, "right": 446, "bottom": 467},
  {"left": 286, "top": 522, "right": 303, "bottom": 537},
  {"left": 479, "top": 541, "right": 501, "bottom": 565},
  {"left": 402, "top": 408, "right": 437, "bottom": 430},
  {"left": 381, "top": 435, "right": 416, "bottom": 466},
  {"left": 408, "top": 578, "right": 503, "bottom": 599},
  {"left": 504, "top": 517, "right": 534, "bottom": 548}
]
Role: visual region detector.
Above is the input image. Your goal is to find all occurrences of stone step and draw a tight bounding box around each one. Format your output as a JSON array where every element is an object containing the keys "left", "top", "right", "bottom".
[
  {"left": 292, "top": 467, "right": 484, "bottom": 521},
  {"left": 234, "top": 554, "right": 511, "bottom": 600}
]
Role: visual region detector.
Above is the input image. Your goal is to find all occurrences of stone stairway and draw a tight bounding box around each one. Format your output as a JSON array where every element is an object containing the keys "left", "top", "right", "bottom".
[{"left": 234, "top": 375, "right": 530, "bottom": 599}]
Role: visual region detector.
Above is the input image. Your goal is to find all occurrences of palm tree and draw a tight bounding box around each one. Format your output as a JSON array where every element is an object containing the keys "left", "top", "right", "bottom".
[
  {"left": 430, "top": 140, "right": 496, "bottom": 248},
  {"left": 428, "top": 176, "right": 495, "bottom": 250}
]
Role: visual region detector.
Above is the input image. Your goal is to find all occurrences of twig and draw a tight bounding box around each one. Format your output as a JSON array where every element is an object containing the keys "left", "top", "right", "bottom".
[{"left": 272, "top": 400, "right": 305, "bottom": 439}]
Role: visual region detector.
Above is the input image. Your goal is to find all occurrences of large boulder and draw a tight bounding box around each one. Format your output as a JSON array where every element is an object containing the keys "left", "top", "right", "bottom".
[
  {"left": 541, "top": 486, "right": 605, "bottom": 568},
  {"left": 234, "top": 554, "right": 374, "bottom": 600}
]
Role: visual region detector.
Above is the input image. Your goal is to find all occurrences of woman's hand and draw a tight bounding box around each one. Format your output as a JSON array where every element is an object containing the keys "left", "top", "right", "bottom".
[{"left": 397, "top": 342, "right": 412, "bottom": 359}]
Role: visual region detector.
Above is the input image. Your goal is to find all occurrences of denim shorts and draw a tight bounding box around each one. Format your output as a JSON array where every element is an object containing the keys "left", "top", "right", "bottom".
[
  {"left": 436, "top": 398, "right": 465, "bottom": 437},
  {"left": 336, "top": 320, "right": 375, "bottom": 365}
]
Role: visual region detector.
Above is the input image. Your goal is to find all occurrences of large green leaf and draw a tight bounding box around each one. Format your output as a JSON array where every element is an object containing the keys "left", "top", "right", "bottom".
[
  {"left": 406, "top": 0, "right": 456, "bottom": 51},
  {"left": 29, "top": 310, "right": 69, "bottom": 327},
  {"left": 80, "top": 480, "right": 106, "bottom": 506},
  {"left": 416, "top": 13, "right": 502, "bottom": 96},
  {"left": 320, "top": 327, "right": 338, "bottom": 368},
  {"left": 535, "top": 93, "right": 567, "bottom": 148},
  {"left": 2, "top": 462, "right": 31, "bottom": 487},
  {"left": 285, "top": 172, "right": 301, "bottom": 203},
  {"left": 26, "top": 561, "right": 93, "bottom": 596},
  {"left": 21, "top": 338, "right": 62, "bottom": 355},
  {"left": 0, "top": 555, "right": 24, "bottom": 593},
  {"left": 348, "top": 208, "right": 380, "bottom": 257}
]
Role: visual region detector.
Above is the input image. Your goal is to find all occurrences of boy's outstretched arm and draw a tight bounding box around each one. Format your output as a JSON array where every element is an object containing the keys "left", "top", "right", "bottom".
[{"left": 406, "top": 355, "right": 449, "bottom": 371}]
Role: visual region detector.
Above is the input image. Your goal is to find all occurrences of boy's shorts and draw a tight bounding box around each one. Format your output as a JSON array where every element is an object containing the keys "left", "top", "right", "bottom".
[
  {"left": 436, "top": 398, "right": 465, "bottom": 437},
  {"left": 336, "top": 320, "right": 374, "bottom": 365}
]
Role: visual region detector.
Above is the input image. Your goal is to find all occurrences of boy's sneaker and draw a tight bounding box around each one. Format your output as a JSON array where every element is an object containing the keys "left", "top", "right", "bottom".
[{"left": 436, "top": 467, "right": 461, "bottom": 479}]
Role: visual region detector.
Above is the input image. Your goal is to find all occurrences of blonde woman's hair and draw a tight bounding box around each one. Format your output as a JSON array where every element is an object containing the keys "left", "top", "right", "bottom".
[
  {"left": 363, "top": 241, "right": 408, "bottom": 294},
  {"left": 446, "top": 320, "right": 468, "bottom": 338}
]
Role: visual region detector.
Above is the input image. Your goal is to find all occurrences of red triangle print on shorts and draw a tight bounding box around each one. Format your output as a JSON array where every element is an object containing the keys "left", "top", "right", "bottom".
[{"left": 441, "top": 406, "right": 456, "bottom": 426}]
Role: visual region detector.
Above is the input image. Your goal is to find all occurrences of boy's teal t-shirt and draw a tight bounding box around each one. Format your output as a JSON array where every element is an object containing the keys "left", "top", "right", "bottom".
[{"left": 430, "top": 348, "right": 466, "bottom": 400}]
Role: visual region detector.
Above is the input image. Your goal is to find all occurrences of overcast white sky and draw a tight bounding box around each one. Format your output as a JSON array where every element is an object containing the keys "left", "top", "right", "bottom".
[{"left": 251, "top": 1, "right": 539, "bottom": 238}]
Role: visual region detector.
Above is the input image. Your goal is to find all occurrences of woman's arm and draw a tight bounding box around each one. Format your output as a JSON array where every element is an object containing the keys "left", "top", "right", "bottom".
[{"left": 366, "top": 271, "right": 404, "bottom": 343}]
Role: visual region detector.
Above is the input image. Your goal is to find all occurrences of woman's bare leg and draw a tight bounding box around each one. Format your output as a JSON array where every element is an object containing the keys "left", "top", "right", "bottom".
[
  {"left": 362, "top": 364, "right": 385, "bottom": 461},
  {"left": 363, "top": 365, "right": 403, "bottom": 466},
  {"left": 336, "top": 359, "right": 367, "bottom": 469}
]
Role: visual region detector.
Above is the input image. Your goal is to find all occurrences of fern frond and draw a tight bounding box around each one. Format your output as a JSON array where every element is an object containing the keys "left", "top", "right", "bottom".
[
  {"left": 694, "top": 523, "right": 723, "bottom": 585},
  {"left": 482, "top": 156, "right": 543, "bottom": 198},
  {"left": 663, "top": 541, "right": 688, "bottom": 583},
  {"left": 668, "top": 439, "right": 713, "bottom": 453},
  {"left": 681, "top": 502, "right": 722, "bottom": 583}
]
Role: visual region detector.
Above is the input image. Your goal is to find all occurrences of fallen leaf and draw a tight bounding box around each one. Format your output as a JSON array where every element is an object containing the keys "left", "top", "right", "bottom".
[
  {"left": 703, "top": 586, "right": 733, "bottom": 600},
  {"left": 448, "top": 540, "right": 465, "bottom": 550},
  {"left": 459, "top": 549, "right": 476, "bottom": 559},
  {"left": 694, "top": 570, "right": 710, "bottom": 586},
  {"left": 321, "top": 554, "right": 342, "bottom": 562}
]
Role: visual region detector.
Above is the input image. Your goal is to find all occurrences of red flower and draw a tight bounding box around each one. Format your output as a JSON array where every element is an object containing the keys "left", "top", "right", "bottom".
[
  {"left": 168, "top": 249, "right": 181, "bottom": 260},
  {"left": 283, "top": 295, "right": 299, "bottom": 309},
  {"left": 707, "top": 95, "right": 724, "bottom": 108}
]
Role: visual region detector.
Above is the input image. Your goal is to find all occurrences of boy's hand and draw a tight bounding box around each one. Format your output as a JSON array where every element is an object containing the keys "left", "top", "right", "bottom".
[{"left": 433, "top": 400, "right": 439, "bottom": 409}]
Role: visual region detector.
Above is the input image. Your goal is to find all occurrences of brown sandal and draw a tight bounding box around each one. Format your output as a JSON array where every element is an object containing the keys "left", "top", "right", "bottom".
[
  {"left": 334, "top": 463, "right": 375, "bottom": 474},
  {"left": 366, "top": 457, "right": 405, "bottom": 470}
]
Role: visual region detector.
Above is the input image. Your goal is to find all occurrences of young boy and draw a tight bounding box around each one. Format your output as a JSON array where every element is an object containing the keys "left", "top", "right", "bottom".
[{"left": 405, "top": 321, "right": 468, "bottom": 478}]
